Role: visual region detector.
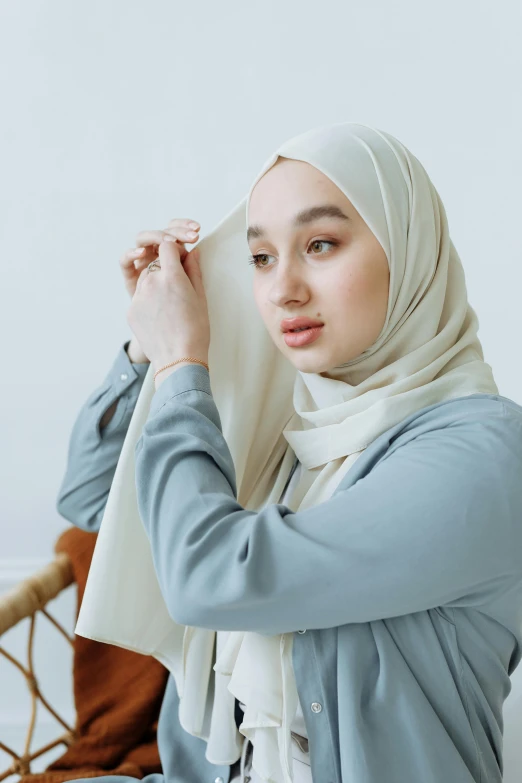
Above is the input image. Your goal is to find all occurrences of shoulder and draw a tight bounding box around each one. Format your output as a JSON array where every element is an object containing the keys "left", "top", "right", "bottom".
[
  {"left": 363, "top": 393, "right": 522, "bottom": 561},
  {"left": 382, "top": 392, "right": 522, "bottom": 476},
  {"left": 395, "top": 392, "right": 522, "bottom": 437},
  {"left": 406, "top": 392, "right": 520, "bottom": 426}
]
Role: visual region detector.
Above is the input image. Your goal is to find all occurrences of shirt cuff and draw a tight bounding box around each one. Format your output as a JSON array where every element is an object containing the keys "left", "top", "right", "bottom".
[
  {"left": 149, "top": 363, "right": 212, "bottom": 418},
  {"left": 97, "top": 340, "right": 148, "bottom": 394},
  {"left": 123, "top": 340, "right": 151, "bottom": 377}
]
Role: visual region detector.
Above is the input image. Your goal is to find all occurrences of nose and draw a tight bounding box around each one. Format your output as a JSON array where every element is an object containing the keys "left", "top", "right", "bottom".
[{"left": 267, "top": 259, "right": 309, "bottom": 309}]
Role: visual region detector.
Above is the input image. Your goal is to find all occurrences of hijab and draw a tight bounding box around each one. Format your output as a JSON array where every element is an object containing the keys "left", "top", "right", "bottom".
[{"left": 75, "top": 122, "right": 498, "bottom": 783}]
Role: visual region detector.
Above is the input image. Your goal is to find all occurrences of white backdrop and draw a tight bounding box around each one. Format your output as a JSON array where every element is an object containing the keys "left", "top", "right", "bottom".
[{"left": 0, "top": 0, "right": 521, "bottom": 778}]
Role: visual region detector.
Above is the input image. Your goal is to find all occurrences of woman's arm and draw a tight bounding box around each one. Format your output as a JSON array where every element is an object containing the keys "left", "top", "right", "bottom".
[
  {"left": 56, "top": 339, "right": 149, "bottom": 532},
  {"left": 134, "top": 365, "right": 522, "bottom": 635},
  {"left": 99, "top": 338, "right": 149, "bottom": 429}
]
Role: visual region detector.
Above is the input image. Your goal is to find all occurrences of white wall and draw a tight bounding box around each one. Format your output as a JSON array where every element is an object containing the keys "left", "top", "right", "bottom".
[{"left": 0, "top": 0, "right": 521, "bottom": 778}]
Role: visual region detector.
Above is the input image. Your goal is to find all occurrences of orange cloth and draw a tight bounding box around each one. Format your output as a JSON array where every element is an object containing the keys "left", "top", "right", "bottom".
[{"left": 21, "top": 527, "right": 169, "bottom": 783}]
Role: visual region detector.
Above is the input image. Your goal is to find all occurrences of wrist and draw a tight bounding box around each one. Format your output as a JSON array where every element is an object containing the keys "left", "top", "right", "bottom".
[
  {"left": 126, "top": 338, "right": 150, "bottom": 364},
  {"left": 153, "top": 359, "right": 209, "bottom": 390}
]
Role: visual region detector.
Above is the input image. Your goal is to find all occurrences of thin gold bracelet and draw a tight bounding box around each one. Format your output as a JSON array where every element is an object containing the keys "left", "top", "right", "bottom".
[{"left": 153, "top": 357, "right": 210, "bottom": 381}]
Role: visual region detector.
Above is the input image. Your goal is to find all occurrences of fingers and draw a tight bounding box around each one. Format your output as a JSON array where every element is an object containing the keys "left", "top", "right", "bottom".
[
  {"left": 120, "top": 246, "right": 148, "bottom": 270},
  {"left": 134, "top": 264, "right": 150, "bottom": 296},
  {"left": 136, "top": 221, "right": 200, "bottom": 248},
  {"left": 165, "top": 218, "right": 200, "bottom": 230},
  {"left": 121, "top": 220, "right": 201, "bottom": 273}
]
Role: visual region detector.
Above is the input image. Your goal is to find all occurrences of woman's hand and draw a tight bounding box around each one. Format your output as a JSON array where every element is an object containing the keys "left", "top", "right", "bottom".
[
  {"left": 119, "top": 218, "right": 202, "bottom": 364},
  {"left": 119, "top": 218, "right": 201, "bottom": 299},
  {"left": 126, "top": 234, "right": 210, "bottom": 388}
]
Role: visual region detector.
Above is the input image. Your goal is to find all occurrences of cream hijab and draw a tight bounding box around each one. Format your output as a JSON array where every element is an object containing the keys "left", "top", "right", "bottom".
[{"left": 75, "top": 122, "right": 498, "bottom": 783}]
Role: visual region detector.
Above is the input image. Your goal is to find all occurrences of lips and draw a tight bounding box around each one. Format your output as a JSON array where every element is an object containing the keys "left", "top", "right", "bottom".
[{"left": 280, "top": 317, "right": 324, "bottom": 333}]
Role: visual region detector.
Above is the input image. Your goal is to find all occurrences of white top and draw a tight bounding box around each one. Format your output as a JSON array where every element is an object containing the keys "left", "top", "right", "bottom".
[{"left": 231, "top": 459, "right": 311, "bottom": 782}]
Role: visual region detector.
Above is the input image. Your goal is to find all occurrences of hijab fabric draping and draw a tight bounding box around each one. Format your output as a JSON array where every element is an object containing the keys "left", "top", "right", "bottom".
[{"left": 75, "top": 122, "right": 498, "bottom": 783}]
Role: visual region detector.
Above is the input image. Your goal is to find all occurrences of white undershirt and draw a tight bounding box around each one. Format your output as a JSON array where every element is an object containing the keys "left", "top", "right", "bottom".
[{"left": 230, "top": 458, "right": 312, "bottom": 781}]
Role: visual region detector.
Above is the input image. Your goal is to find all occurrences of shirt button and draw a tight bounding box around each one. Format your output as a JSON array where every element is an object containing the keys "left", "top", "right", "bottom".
[
  {"left": 311, "top": 702, "right": 322, "bottom": 713},
  {"left": 297, "top": 629, "right": 306, "bottom": 634},
  {"left": 214, "top": 777, "right": 224, "bottom": 783},
  {"left": 120, "top": 373, "right": 128, "bottom": 381}
]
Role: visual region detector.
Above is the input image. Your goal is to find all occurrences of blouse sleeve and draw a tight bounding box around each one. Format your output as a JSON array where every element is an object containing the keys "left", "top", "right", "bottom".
[
  {"left": 56, "top": 340, "right": 149, "bottom": 532},
  {"left": 135, "top": 364, "right": 522, "bottom": 635}
]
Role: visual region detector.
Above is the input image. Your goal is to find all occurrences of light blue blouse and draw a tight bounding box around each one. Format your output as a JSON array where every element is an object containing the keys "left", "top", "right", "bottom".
[{"left": 56, "top": 339, "right": 522, "bottom": 783}]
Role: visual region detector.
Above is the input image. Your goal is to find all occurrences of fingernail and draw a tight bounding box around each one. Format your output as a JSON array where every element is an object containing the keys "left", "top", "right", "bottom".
[
  {"left": 136, "top": 247, "right": 144, "bottom": 254},
  {"left": 188, "top": 221, "right": 200, "bottom": 229}
]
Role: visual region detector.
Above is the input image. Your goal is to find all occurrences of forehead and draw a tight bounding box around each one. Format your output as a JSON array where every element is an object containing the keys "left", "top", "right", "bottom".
[{"left": 247, "top": 158, "right": 354, "bottom": 238}]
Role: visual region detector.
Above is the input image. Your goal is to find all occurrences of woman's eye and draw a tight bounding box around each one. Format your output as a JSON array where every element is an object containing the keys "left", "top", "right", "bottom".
[
  {"left": 248, "top": 239, "right": 338, "bottom": 269},
  {"left": 309, "top": 240, "right": 334, "bottom": 254},
  {"left": 248, "top": 252, "right": 271, "bottom": 268}
]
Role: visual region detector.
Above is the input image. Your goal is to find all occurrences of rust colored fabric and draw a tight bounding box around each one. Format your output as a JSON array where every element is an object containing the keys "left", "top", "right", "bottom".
[{"left": 21, "top": 527, "right": 170, "bottom": 783}]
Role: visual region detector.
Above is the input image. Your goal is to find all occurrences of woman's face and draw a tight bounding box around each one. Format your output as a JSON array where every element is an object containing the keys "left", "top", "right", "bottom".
[{"left": 247, "top": 158, "right": 390, "bottom": 376}]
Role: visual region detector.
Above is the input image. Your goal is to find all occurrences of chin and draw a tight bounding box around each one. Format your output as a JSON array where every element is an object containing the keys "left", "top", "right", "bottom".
[
  {"left": 285, "top": 352, "right": 333, "bottom": 375},
  {"left": 271, "top": 331, "right": 333, "bottom": 374}
]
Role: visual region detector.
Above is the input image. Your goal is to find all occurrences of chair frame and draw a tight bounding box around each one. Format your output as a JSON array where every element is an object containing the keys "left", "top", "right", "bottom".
[{"left": 0, "top": 553, "right": 77, "bottom": 780}]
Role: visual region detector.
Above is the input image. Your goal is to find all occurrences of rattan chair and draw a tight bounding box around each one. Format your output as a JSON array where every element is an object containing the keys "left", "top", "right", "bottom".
[{"left": 0, "top": 553, "right": 77, "bottom": 781}]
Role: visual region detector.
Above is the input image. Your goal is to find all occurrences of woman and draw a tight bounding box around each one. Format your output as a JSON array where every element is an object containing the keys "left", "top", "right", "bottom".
[{"left": 57, "top": 122, "right": 522, "bottom": 783}]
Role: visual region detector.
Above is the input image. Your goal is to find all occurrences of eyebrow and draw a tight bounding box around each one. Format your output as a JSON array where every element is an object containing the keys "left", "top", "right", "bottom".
[{"left": 247, "top": 204, "right": 351, "bottom": 242}]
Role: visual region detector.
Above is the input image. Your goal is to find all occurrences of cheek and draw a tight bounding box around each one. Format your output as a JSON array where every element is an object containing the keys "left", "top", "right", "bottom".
[
  {"left": 333, "top": 261, "right": 388, "bottom": 318},
  {"left": 252, "top": 279, "right": 268, "bottom": 323}
]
